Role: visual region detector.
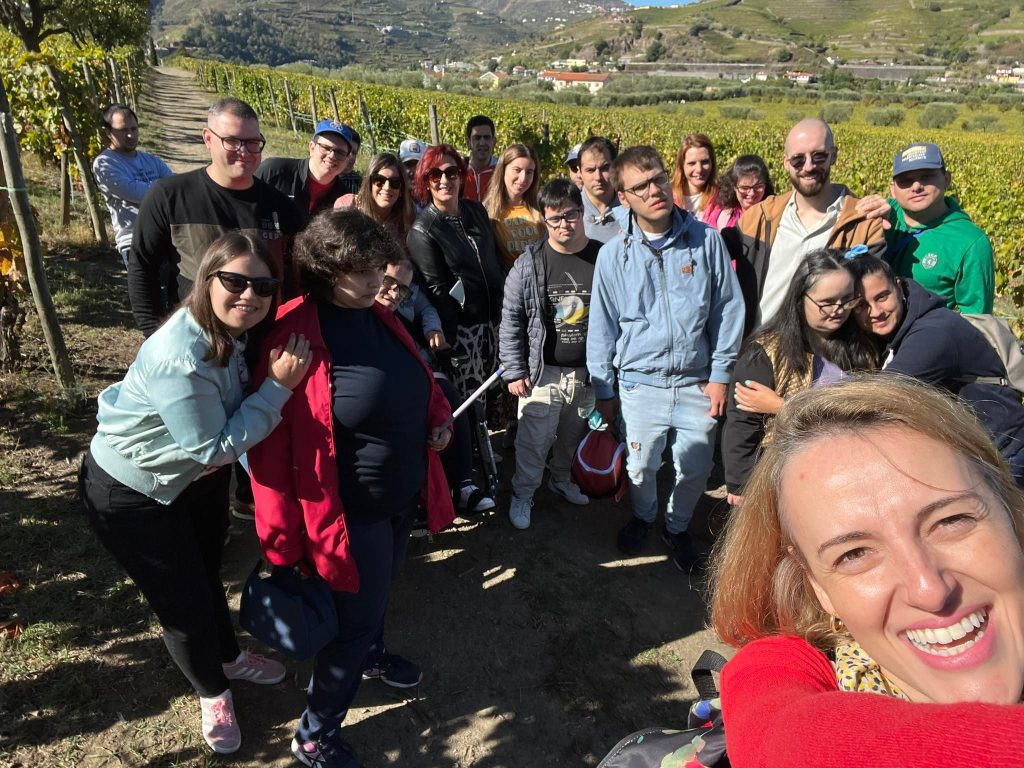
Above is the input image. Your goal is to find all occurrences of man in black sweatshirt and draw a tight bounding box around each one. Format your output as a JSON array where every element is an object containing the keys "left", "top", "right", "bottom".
[{"left": 127, "top": 97, "right": 303, "bottom": 336}]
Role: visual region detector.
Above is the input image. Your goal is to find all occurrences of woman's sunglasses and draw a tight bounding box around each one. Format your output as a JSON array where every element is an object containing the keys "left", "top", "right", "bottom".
[
  {"left": 371, "top": 174, "right": 402, "bottom": 190},
  {"left": 427, "top": 167, "right": 460, "bottom": 184},
  {"left": 209, "top": 271, "right": 280, "bottom": 297}
]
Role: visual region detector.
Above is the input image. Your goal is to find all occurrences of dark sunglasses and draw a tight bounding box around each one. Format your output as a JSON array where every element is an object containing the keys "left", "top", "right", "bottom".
[
  {"left": 787, "top": 151, "right": 832, "bottom": 169},
  {"left": 209, "top": 271, "right": 280, "bottom": 297},
  {"left": 380, "top": 274, "right": 412, "bottom": 300},
  {"left": 428, "top": 167, "right": 460, "bottom": 184},
  {"left": 371, "top": 174, "right": 402, "bottom": 190}
]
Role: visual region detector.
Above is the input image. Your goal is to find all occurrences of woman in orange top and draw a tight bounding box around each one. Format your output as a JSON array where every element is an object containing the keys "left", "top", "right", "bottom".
[{"left": 484, "top": 143, "right": 544, "bottom": 270}]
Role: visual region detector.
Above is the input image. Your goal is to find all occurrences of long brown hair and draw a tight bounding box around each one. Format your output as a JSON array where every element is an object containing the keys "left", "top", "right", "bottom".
[
  {"left": 355, "top": 152, "right": 415, "bottom": 237},
  {"left": 708, "top": 374, "right": 1024, "bottom": 651},
  {"left": 483, "top": 143, "right": 540, "bottom": 220},
  {"left": 184, "top": 231, "right": 281, "bottom": 366},
  {"left": 670, "top": 133, "right": 718, "bottom": 212}
]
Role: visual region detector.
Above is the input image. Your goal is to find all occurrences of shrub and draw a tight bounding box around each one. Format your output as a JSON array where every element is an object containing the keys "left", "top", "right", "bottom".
[
  {"left": 918, "top": 102, "right": 958, "bottom": 129},
  {"left": 681, "top": 104, "right": 705, "bottom": 117},
  {"left": 962, "top": 114, "right": 1004, "bottom": 133},
  {"left": 820, "top": 102, "right": 854, "bottom": 123},
  {"left": 784, "top": 108, "right": 805, "bottom": 123},
  {"left": 866, "top": 107, "right": 905, "bottom": 126}
]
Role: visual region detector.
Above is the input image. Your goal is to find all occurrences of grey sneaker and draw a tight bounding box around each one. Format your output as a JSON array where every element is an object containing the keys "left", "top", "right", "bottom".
[
  {"left": 547, "top": 478, "right": 589, "bottom": 506},
  {"left": 508, "top": 495, "right": 533, "bottom": 530}
]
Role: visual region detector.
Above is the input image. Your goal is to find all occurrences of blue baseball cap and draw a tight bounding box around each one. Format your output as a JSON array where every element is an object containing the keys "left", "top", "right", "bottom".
[
  {"left": 312, "top": 120, "right": 354, "bottom": 150},
  {"left": 892, "top": 143, "right": 945, "bottom": 177}
]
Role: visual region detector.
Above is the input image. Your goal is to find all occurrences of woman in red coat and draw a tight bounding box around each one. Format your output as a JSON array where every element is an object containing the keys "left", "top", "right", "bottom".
[
  {"left": 709, "top": 375, "right": 1024, "bottom": 767},
  {"left": 248, "top": 209, "right": 455, "bottom": 768}
]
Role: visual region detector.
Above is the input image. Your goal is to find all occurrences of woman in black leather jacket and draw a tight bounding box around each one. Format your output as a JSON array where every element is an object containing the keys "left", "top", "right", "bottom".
[{"left": 407, "top": 144, "right": 504, "bottom": 401}]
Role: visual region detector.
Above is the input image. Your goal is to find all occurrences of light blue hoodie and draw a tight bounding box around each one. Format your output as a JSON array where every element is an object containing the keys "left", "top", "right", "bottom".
[
  {"left": 89, "top": 307, "right": 292, "bottom": 504},
  {"left": 586, "top": 206, "right": 744, "bottom": 400}
]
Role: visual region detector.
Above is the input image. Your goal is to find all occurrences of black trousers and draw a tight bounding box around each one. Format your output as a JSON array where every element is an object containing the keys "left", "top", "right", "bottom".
[{"left": 79, "top": 452, "right": 240, "bottom": 697}]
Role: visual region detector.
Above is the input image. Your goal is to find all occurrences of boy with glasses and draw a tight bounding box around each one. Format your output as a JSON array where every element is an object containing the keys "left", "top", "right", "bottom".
[
  {"left": 587, "top": 146, "right": 744, "bottom": 571},
  {"left": 256, "top": 119, "right": 356, "bottom": 224},
  {"left": 725, "top": 118, "right": 886, "bottom": 332},
  {"left": 499, "top": 179, "right": 602, "bottom": 529}
]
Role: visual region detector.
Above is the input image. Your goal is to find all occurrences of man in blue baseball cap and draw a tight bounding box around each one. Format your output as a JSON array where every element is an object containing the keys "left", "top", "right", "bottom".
[
  {"left": 256, "top": 119, "right": 355, "bottom": 223},
  {"left": 883, "top": 142, "right": 994, "bottom": 314}
]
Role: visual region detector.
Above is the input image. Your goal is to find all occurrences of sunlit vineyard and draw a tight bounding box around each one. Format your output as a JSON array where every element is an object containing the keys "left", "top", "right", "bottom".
[{"left": 180, "top": 57, "right": 1024, "bottom": 312}]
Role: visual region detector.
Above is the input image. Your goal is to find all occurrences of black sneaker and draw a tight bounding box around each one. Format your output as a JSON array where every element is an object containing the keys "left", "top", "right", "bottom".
[
  {"left": 362, "top": 652, "right": 423, "bottom": 688},
  {"left": 662, "top": 527, "right": 698, "bottom": 573},
  {"left": 616, "top": 516, "right": 652, "bottom": 556},
  {"left": 291, "top": 729, "right": 361, "bottom": 768}
]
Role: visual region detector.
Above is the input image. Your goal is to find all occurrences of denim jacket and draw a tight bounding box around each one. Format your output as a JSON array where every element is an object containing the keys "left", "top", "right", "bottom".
[
  {"left": 586, "top": 206, "right": 744, "bottom": 400},
  {"left": 89, "top": 307, "right": 292, "bottom": 504}
]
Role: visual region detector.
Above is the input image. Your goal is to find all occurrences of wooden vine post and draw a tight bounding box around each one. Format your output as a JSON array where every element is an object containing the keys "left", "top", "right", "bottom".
[
  {"left": 329, "top": 89, "right": 340, "bottom": 123},
  {"left": 81, "top": 61, "right": 104, "bottom": 146},
  {"left": 265, "top": 76, "right": 280, "bottom": 127},
  {"left": 0, "top": 75, "right": 75, "bottom": 389},
  {"left": 309, "top": 84, "right": 318, "bottom": 125},
  {"left": 283, "top": 79, "right": 297, "bottom": 135},
  {"left": 428, "top": 104, "right": 439, "bottom": 145},
  {"left": 59, "top": 151, "right": 71, "bottom": 227},
  {"left": 358, "top": 94, "right": 376, "bottom": 156}
]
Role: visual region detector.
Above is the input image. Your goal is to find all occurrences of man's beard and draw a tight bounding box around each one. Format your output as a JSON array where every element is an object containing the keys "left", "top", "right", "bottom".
[{"left": 790, "top": 168, "right": 829, "bottom": 197}]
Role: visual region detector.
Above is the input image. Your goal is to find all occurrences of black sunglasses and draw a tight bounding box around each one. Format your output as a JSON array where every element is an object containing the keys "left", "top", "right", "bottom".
[
  {"left": 371, "top": 174, "right": 402, "bottom": 190},
  {"left": 209, "top": 271, "right": 280, "bottom": 297},
  {"left": 428, "top": 167, "right": 460, "bottom": 183}
]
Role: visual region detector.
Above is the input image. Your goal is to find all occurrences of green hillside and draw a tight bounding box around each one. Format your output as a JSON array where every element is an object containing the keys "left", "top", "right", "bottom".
[{"left": 526, "top": 0, "right": 1024, "bottom": 67}]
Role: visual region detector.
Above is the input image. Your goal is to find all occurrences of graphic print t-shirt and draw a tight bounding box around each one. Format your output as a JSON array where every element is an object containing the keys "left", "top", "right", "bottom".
[{"left": 541, "top": 239, "right": 601, "bottom": 368}]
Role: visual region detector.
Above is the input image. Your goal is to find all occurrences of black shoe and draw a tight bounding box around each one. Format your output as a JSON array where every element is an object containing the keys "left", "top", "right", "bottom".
[
  {"left": 617, "top": 516, "right": 652, "bottom": 556},
  {"left": 662, "top": 527, "right": 698, "bottom": 573}
]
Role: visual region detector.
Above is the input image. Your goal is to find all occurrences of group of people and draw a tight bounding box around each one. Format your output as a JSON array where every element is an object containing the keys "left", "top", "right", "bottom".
[{"left": 81, "top": 94, "right": 1024, "bottom": 767}]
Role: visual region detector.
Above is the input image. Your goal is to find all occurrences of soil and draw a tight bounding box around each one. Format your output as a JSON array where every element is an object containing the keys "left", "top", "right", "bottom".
[{"left": 0, "top": 68, "right": 732, "bottom": 768}]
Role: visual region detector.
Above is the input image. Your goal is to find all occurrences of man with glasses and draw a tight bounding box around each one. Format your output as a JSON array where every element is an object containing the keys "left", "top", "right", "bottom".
[
  {"left": 92, "top": 104, "right": 173, "bottom": 267},
  {"left": 883, "top": 142, "right": 993, "bottom": 314},
  {"left": 587, "top": 146, "right": 744, "bottom": 571},
  {"left": 726, "top": 118, "right": 885, "bottom": 331},
  {"left": 498, "top": 179, "right": 602, "bottom": 529},
  {"left": 577, "top": 136, "right": 622, "bottom": 244},
  {"left": 255, "top": 119, "right": 356, "bottom": 224},
  {"left": 129, "top": 97, "right": 303, "bottom": 337}
]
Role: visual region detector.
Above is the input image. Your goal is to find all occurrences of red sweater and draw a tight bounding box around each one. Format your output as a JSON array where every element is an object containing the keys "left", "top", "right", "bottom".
[
  {"left": 248, "top": 296, "right": 455, "bottom": 593},
  {"left": 721, "top": 635, "right": 1024, "bottom": 767}
]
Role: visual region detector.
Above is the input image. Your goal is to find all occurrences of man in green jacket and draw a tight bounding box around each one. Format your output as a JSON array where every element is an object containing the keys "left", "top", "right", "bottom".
[{"left": 886, "top": 142, "right": 994, "bottom": 314}]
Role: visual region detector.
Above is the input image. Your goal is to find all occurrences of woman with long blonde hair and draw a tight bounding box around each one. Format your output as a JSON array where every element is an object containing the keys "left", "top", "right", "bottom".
[{"left": 483, "top": 143, "right": 544, "bottom": 269}]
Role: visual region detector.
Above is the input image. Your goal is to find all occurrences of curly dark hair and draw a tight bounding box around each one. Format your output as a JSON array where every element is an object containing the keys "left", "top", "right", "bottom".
[{"left": 293, "top": 209, "right": 399, "bottom": 303}]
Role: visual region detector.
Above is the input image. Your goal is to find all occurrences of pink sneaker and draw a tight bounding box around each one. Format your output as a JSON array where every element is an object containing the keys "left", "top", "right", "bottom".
[
  {"left": 200, "top": 689, "right": 241, "bottom": 754},
  {"left": 223, "top": 650, "right": 286, "bottom": 685}
]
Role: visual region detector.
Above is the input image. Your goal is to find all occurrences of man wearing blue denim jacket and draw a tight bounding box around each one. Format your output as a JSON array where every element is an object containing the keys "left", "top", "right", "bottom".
[{"left": 587, "top": 146, "right": 744, "bottom": 571}]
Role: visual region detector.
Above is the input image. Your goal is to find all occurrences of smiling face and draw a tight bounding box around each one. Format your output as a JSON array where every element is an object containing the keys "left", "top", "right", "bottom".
[
  {"left": 854, "top": 271, "right": 904, "bottom": 338},
  {"left": 332, "top": 266, "right": 384, "bottom": 309},
  {"left": 375, "top": 261, "right": 413, "bottom": 312},
  {"left": 784, "top": 122, "right": 835, "bottom": 199},
  {"left": 371, "top": 166, "right": 403, "bottom": 213},
  {"left": 782, "top": 427, "right": 1024, "bottom": 704},
  {"left": 209, "top": 254, "right": 274, "bottom": 337},
  {"left": 204, "top": 113, "right": 262, "bottom": 189},
  {"left": 802, "top": 269, "right": 858, "bottom": 336},
  {"left": 428, "top": 154, "right": 462, "bottom": 210},
  {"left": 504, "top": 156, "right": 536, "bottom": 205},
  {"left": 891, "top": 168, "right": 951, "bottom": 225},
  {"left": 736, "top": 173, "right": 767, "bottom": 211},
  {"left": 308, "top": 132, "right": 351, "bottom": 183},
  {"left": 682, "top": 146, "right": 712, "bottom": 193}
]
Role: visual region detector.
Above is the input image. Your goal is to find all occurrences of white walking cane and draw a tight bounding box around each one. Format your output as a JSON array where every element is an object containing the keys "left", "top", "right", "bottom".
[{"left": 440, "top": 367, "right": 505, "bottom": 431}]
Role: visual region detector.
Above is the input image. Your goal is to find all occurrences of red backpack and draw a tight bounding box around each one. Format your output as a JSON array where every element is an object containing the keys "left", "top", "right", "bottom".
[{"left": 571, "top": 428, "right": 627, "bottom": 502}]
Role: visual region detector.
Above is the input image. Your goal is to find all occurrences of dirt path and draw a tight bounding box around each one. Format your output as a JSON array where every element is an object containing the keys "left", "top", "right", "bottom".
[{"left": 2, "top": 67, "right": 734, "bottom": 768}]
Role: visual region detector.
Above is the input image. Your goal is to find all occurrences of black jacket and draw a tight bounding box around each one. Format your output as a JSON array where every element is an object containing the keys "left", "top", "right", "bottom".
[
  {"left": 406, "top": 200, "right": 504, "bottom": 341},
  {"left": 885, "top": 279, "right": 1024, "bottom": 455},
  {"left": 254, "top": 157, "right": 347, "bottom": 223}
]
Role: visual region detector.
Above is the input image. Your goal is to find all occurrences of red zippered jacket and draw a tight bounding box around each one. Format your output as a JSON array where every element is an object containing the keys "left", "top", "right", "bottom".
[{"left": 248, "top": 296, "right": 455, "bottom": 593}]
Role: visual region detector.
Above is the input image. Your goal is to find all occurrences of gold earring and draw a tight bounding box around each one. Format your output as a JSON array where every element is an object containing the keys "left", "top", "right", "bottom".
[{"left": 829, "top": 614, "right": 845, "bottom": 635}]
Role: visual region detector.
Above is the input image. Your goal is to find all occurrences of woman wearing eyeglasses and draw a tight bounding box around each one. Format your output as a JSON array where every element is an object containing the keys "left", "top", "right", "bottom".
[
  {"left": 335, "top": 153, "right": 416, "bottom": 255},
  {"left": 842, "top": 253, "right": 1024, "bottom": 488},
  {"left": 705, "top": 154, "right": 774, "bottom": 231},
  {"left": 722, "top": 249, "right": 874, "bottom": 508},
  {"left": 79, "top": 232, "right": 311, "bottom": 755},
  {"left": 483, "top": 143, "right": 544, "bottom": 270},
  {"left": 247, "top": 209, "right": 455, "bottom": 767},
  {"left": 407, "top": 143, "right": 504, "bottom": 405}
]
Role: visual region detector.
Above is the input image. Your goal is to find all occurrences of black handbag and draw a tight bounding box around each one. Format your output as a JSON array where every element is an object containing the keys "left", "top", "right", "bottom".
[
  {"left": 597, "top": 650, "right": 730, "bottom": 768},
  {"left": 238, "top": 560, "right": 338, "bottom": 661}
]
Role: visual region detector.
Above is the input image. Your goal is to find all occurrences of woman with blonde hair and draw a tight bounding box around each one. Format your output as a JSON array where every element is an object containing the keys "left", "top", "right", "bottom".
[
  {"left": 710, "top": 374, "right": 1024, "bottom": 766},
  {"left": 483, "top": 143, "right": 544, "bottom": 269},
  {"left": 670, "top": 133, "right": 718, "bottom": 222}
]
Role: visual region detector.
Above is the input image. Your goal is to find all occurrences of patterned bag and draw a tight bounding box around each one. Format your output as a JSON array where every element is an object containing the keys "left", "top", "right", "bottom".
[{"left": 597, "top": 650, "right": 729, "bottom": 768}]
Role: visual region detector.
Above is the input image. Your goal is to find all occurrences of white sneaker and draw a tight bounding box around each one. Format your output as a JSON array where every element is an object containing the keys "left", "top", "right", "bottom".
[
  {"left": 508, "top": 495, "right": 533, "bottom": 530},
  {"left": 200, "top": 689, "right": 241, "bottom": 754},
  {"left": 458, "top": 484, "right": 496, "bottom": 514},
  {"left": 548, "top": 478, "right": 589, "bottom": 506}
]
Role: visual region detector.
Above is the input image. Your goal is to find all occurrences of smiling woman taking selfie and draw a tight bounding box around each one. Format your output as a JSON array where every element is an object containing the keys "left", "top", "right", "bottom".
[
  {"left": 80, "top": 232, "right": 311, "bottom": 755},
  {"left": 710, "top": 375, "right": 1024, "bottom": 767}
]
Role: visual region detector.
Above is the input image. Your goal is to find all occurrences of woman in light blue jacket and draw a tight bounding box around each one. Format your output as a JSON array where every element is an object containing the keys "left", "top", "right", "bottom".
[{"left": 79, "top": 232, "right": 310, "bottom": 755}]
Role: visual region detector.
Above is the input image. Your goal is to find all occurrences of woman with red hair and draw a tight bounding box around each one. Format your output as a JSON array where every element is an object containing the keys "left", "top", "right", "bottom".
[
  {"left": 670, "top": 133, "right": 719, "bottom": 223},
  {"left": 407, "top": 143, "right": 504, "bottom": 405}
]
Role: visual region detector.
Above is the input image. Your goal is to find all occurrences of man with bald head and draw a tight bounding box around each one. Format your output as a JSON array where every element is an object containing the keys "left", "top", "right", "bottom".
[
  {"left": 725, "top": 118, "right": 885, "bottom": 330},
  {"left": 128, "top": 97, "right": 303, "bottom": 337}
]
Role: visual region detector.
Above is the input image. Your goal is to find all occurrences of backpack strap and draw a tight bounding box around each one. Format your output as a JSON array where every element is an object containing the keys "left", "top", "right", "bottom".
[{"left": 691, "top": 649, "right": 728, "bottom": 701}]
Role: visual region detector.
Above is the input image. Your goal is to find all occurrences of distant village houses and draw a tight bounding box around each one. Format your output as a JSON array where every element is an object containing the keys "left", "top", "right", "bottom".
[{"left": 538, "top": 69, "right": 611, "bottom": 93}]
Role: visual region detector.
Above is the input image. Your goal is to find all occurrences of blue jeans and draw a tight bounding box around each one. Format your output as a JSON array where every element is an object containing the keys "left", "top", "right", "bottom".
[
  {"left": 296, "top": 499, "right": 417, "bottom": 741},
  {"left": 618, "top": 381, "right": 717, "bottom": 534}
]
